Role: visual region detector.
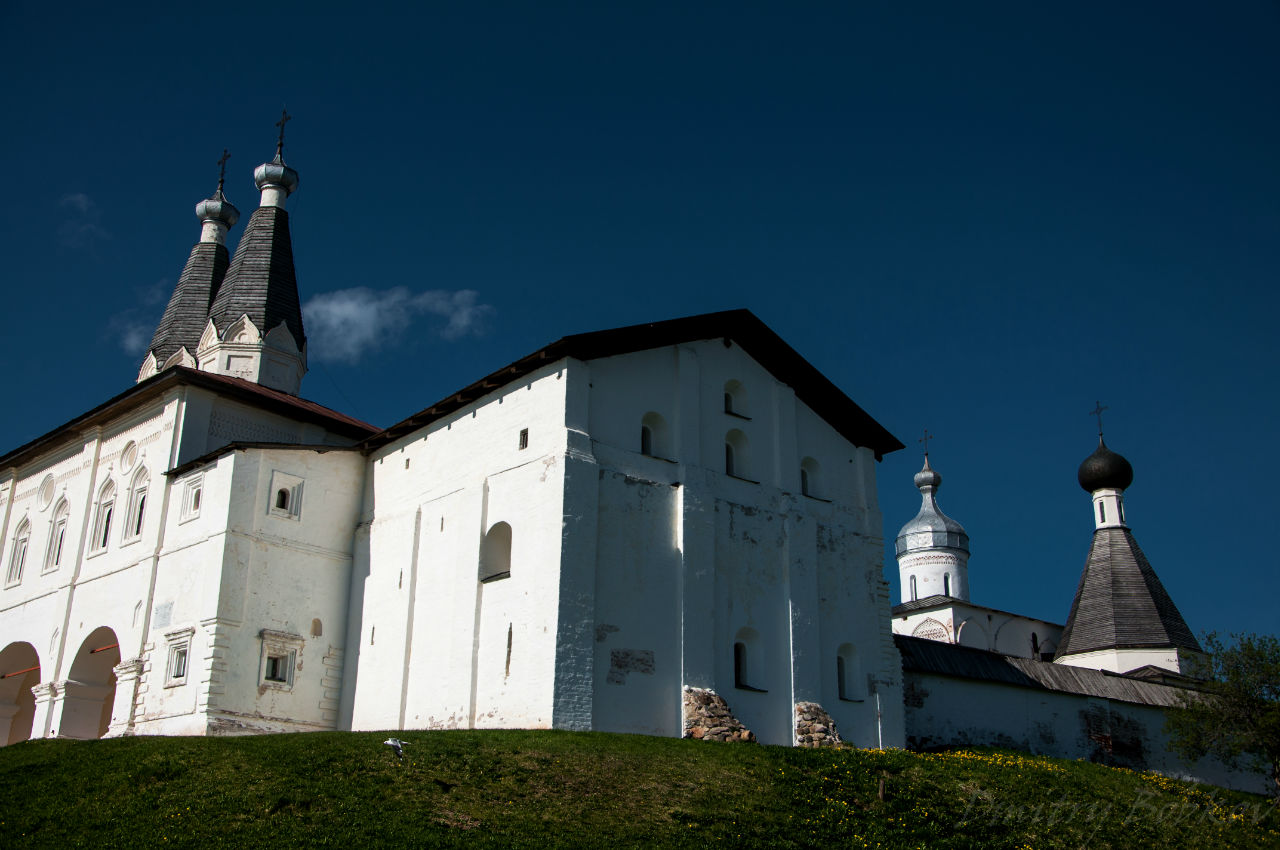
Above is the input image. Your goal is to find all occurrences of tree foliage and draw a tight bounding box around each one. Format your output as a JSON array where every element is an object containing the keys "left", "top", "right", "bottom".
[{"left": 1166, "top": 632, "right": 1280, "bottom": 802}]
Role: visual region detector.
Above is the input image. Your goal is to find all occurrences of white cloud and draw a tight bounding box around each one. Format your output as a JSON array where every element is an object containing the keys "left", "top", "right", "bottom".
[
  {"left": 58, "top": 192, "right": 109, "bottom": 248},
  {"left": 303, "top": 287, "right": 495, "bottom": 363}
]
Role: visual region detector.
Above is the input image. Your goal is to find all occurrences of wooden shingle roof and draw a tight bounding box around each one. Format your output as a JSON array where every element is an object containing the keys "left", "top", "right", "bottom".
[
  {"left": 1054, "top": 527, "right": 1201, "bottom": 660},
  {"left": 147, "top": 241, "right": 228, "bottom": 363},
  {"left": 207, "top": 206, "right": 305, "bottom": 345}
]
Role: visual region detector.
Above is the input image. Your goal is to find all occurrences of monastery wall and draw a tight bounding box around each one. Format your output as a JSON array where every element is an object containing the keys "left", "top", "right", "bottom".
[{"left": 903, "top": 669, "right": 1268, "bottom": 794}]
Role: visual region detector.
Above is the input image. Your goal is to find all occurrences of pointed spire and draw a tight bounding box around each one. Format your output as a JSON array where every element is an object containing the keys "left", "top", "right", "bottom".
[
  {"left": 1056, "top": 431, "right": 1201, "bottom": 674},
  {"left": 201, "top": 118, "right": 307, "bottom": 394},
  {"left": 138, "top": 154, "right": 238, "bottom": 381}
]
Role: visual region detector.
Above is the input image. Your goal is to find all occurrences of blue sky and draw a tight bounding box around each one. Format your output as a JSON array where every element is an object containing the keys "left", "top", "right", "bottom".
[{"left": 2, "top": 2, "right": 1277, "bottom": 639}]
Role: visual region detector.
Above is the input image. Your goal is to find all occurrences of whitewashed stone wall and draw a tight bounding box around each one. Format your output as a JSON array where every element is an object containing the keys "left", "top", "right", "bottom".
[{"left": 902, "top": 670, "right": 1267, "bottom": 794}]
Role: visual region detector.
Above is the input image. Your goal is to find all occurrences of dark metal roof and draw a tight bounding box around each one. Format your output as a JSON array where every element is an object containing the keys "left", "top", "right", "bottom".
[
  {"left": 1055, "top": 527, "right": 1202, "bottom": 659},
  {"left": 895, "top": 634, "right": 1190, "bottom": 707},
  {"left": 207, "top": 206, "right": 306, "bottom": 346},
  {"left": 0, "top": 368, "right": 377, "bottom": 473},
  {"left": 148, "top": 242, "right": 229, "bottom": 364},
  {"left": 365, "top": 309, "right": 904, "bottom": 458}
]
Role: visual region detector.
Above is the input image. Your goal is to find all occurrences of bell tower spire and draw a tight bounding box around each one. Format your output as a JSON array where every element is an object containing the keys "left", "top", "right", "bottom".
[
  {"left": 138, "top": 151, "right": 241, "bottom": 382},
  {"left": 895, "top": 432, "right": 971, "bottom": 603},
  {"left": 198, "top": 112, "right": 307, "bottom": 394}
]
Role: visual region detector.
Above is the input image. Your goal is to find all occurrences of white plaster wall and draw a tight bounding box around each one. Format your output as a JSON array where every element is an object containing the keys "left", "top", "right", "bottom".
[
  {"left": 348, "top": 364, "right": 571, "bottom": 732},
  {"left": 902, "top": 671, "right": 1267, "bottom": 794},
  {"left": 1055, "top": 647, "right": 1187, "bottom": 675},
  {"left": 893, "top": 604, "right": 1063, "bottom": 660}
]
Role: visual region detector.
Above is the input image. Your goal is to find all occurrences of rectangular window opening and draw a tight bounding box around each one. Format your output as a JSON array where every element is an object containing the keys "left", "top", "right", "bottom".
[{"left": 518, "top": 428, "right": 529, "bottom": 450}]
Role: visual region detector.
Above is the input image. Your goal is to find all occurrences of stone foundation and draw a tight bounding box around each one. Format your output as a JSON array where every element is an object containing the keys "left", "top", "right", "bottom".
[
  {"left": 682, "top": 687, "right": 756, "bottom": 742},
  {"left": 795, "top": 701, "right": 842, "bottom": 747}
]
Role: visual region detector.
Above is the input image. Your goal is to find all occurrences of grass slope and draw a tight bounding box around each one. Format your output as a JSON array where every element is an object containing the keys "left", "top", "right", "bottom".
[{"left": 0, "top": 731, "right": 1275, "bottom": 849}]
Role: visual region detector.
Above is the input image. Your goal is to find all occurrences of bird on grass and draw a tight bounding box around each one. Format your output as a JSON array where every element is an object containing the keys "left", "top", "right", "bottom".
[{"left": 384, "top": 738, "right": 406, "bottom": 760}]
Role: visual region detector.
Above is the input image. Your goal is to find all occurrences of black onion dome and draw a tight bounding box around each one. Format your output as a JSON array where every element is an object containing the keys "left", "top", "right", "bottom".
[{"left": 1078, "top": 439, "right": 1134, "bottom": 492}]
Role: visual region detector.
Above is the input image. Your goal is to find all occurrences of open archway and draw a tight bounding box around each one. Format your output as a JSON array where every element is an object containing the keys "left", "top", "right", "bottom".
[
  {"left": 0, "top": 642, "right": 40, "bottom": 745},
  {"left": 60, "top": 627, "right": 119, "bottom": 740}
]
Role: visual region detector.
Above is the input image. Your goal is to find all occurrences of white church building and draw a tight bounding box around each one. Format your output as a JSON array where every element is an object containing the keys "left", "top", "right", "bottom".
[
  {"left": 0, "top": 138, "right": 1265, "bottom": 793},
  {"left": 0, "top": 139, "right": 906, "bottom": 750}
]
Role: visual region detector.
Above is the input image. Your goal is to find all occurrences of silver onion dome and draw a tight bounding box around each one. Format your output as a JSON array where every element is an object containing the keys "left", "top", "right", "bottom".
[
  {"left": 895, "top": 456, "right": 969, "bottom": 558},
  {"left": 254, "top": 153, "right": 300, "bottom": 195},
  {"left": 195, "top": 187, "right": 240, "bottom": 227}
]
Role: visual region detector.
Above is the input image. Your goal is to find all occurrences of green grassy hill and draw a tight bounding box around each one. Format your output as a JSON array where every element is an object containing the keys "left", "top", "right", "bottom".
[{"left": 0, "top": 730, "right": 1274, "bottom": 848}]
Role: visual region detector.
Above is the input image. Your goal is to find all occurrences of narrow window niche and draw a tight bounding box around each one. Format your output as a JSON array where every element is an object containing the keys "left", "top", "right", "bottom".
[
  {"left": 479, "top": 521, "right": 513, "bottom": 583},
  {"left": 91, "top": 481, "right": 116, "bottom": 553},
  {"left": 268, "top": 470, "right": 304, "bottom": 520},
  {"left": 733, "top": 627, "right": 766, "bottom": 692},
  {"left": 44, "top": 499, "right": 70, "bottom": 573},
  {"left": 723, "top": 379, "right": 750, "bottom": 419},
  {"left": 518, "top": 428, "right": 529, "bottom": 450},
  {"left": 640, "top": 411, "right": 670, "bottom": 459},
  {"left": 259, "top": 629, "right": 304, "bottom": 691},
  {"left": 180, "top": 473, "right": 204, "bottom": 522},
  {"left": 725, "top": 429, "right": 752, "bottom": 480},
  {"left": 124, "top": 467, "right": 150, "bottom": 542},
  {"left": 6, "top": 519, "right": 30, "bottom": 586},
  {"left": 837, "top": 643, "right": 865, "bottom": 701}
]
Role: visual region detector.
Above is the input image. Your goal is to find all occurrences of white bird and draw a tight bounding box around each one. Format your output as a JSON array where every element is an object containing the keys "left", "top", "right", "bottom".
[{"left": 383, "top": 737, "right": 406, "bottom": 759}]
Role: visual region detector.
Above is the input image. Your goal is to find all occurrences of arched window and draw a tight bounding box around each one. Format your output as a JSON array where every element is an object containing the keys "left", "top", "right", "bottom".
[
  {"left": 943, "top": 573, "right": 951, "bottom": 597},
  {"left": 725, "top": 429, "right": 750, "bottom": 479},
  {"left": 276, "top": 488, "right": 290, "bottom": 511},
  {"left": 800, "top": 457, "right": 820, "bottom": 497},
  {"left": 733, "top": 626, "right": 764, "bottom": 691},
  {"left": 640, "top": 412, "right": 670, "bottom": 458},
  {"left": 837, "top": 643, "right": 865, "bottom": 701},
  {"left": 125, "top": 468, "right": 149, "bottom": 540},
  {"left": 45, "top": 499, "right": 69, "bottom": 572},
  {"left": 92, "top": 481, "right": 115, "bottom": 552},
  {"left": 6, "top": 519, "right": 30, "bottom": 585},
  {"left": 479, "top": 521, "right": 513, "bottom": 582},
  {"left": 723, "top": 380, "right": 749, "bottom": 417},
  {"left": 909, "top": 575, "right": 917, "bottom": 601}
]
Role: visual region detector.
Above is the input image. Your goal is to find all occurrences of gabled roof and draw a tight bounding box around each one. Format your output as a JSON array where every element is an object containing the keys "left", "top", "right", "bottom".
[
  {"left": 1054, "top": 527, "right": 1201, "bottom": 659},
  {"left": 148, "top": 241, "right": 228, "bottom": 363},
  {"left": 0, "top": 368, "right": 377, "bottom": 474},
  {"left": 366, "top": 309, "right": 904, "bottom": 458},
  {"left": 207, "top": 206, "right": 306, "bottom": 345}
]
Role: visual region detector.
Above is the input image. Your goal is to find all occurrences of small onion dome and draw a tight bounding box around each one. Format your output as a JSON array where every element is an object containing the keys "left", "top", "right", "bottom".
[
  {"left": 195, "top": 188, "right": 240, "bottom": 228},
  {"left": 896, "top": 456, "right": 969, "bottom": 556},
  {"left": 254, "top": 153, "right": 300, "bottom": 195},
  {"left": 914, "top": 459, "right": 942, "bottom": 490},
  {"left": 1077, "top": 438, "right": 1134, "bottom": 492}
]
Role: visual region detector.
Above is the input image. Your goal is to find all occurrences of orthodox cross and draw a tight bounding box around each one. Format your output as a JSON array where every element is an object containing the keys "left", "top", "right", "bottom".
[
  {"left": 216, "top": 149, "right": 230, "bottom": 191},
  {"left": 919, "top": 428, "right": 933, "bottom": 458},
  {"left": 1089, "top": 401, "right": 1108, "bottom": 437},
  {"left": 275, "top": 108, "right": 292, "bottom": 156}
]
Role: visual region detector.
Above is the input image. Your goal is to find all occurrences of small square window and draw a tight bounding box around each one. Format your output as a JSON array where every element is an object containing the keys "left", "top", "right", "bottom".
[
  {"left": 268, "top": 471, "right": 304, "bottom": 520},
  {"left": 518, "top": 428, "right": 529, "bottom": 450},
  {"left": 264, "top": 653, "right": 290, "bottom": 682},
  {"left": 164, "top": 627, "right": 195, "bottom": 688},
  {"left": 259, "top": 629, "right": 304, "bottom": 691},
  {"left": 180, "top": 474, "right": 204, "bottom": 523}
]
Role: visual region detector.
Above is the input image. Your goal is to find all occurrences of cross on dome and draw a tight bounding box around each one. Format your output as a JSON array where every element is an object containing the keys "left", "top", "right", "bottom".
[
  {"left": 919, "top": 428, "right": 933, "bottom": 458},
  {"left": 275, "top": 108, "right": 292, "bottom": 158},
  {"left": 216, "top": 149, "right": 230, "bottom": 191},
  {"left": 1089, "top": 401, "right": 1108, "bottom": 437}
]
